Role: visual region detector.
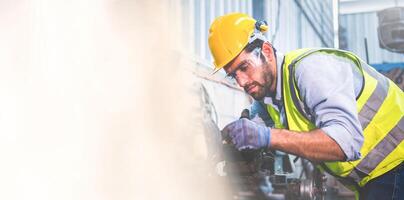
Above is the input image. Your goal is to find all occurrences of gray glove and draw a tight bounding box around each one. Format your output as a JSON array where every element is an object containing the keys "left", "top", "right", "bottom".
[{"left": 221, "top": 118, "right": 271, "bottom": 150}]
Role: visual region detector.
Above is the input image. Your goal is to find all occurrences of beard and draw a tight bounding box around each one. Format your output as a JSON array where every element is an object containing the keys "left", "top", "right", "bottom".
[
  {"left": 244, "top": 81, "right": 267, "bottom": 100},
  {"left": 244, "top": 64, "right": 275, "bottom": 101}
]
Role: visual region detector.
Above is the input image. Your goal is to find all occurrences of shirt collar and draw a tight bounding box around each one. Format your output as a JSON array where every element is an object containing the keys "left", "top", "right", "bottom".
[{"left": 264, "top": 51, "right": 284, "bottom": 105}]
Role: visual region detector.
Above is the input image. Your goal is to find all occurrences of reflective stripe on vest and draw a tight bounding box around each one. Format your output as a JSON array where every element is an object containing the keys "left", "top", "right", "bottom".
[
  {"left": 280, "top": 48, "right": 404, "bottom": 187},
  {"left": 349, "top": 118, "right": 404, "bottom": 182}
]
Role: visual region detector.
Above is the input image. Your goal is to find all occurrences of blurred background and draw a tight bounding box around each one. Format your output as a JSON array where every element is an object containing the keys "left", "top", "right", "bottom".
[{"left": 0, "top": 0, "right": 403, "bottom": 200}]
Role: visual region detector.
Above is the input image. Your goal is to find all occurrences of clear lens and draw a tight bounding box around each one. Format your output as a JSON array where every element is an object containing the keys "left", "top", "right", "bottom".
[{"left": 224, "top": 47, "right": 264, "bottom": 82}]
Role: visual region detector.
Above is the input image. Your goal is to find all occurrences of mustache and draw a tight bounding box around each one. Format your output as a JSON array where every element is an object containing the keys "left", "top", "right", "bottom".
[{"left": 244, "top": 81, "right": 264, "bottom": 92}]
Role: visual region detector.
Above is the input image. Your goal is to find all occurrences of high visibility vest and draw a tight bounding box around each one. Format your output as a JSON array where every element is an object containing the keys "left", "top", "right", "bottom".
[{"left": 266, "top": 48, "right": 404, "bottom": 187}]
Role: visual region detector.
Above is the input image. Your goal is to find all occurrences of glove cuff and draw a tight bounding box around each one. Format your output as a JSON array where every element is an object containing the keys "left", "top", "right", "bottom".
[{"left": 258, "top": 126, "right": 271, "bottom": 148}]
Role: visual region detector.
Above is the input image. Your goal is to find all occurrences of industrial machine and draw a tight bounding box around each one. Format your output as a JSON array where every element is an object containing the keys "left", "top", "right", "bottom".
[
  {"left": 220, "top": 122, "right": 327, "bottom": 200},
  {"left": 377, "top": 7, "right": 404, "bottom": 53},
  {"left": 198, "top": 83, "right": 355, "bottom": 200}
]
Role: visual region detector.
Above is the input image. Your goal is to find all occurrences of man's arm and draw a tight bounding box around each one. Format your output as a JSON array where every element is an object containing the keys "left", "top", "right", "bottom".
[
  {"left": 270, "top": 128, "right": 345, "bottom": 162},
  {"left": 222, "top": 119, "right": 346, "bottom": 162}
]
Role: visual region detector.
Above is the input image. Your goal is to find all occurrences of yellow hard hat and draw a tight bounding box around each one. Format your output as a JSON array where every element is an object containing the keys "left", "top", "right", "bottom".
[{"left": 208, "top": 13, "right": 268, "bottom": 73}]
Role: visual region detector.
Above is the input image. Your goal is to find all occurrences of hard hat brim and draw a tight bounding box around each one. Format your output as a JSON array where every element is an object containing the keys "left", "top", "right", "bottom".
[{"left": 211, "top": 67, "right": 222, "bottom": 75}]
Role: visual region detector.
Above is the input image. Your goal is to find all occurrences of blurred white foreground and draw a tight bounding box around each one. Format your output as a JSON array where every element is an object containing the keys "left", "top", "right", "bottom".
[{"left": 0, "top": 0, "right": 229, "bottom": 199}]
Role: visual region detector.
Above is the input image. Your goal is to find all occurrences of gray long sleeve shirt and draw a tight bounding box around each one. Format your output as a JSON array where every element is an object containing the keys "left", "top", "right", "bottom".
[{"left": 250, "top": 51, "right": 364, "bottom": 161}]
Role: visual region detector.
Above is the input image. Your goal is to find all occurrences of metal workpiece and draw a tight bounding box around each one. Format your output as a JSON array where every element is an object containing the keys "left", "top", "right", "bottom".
[{"left": 219, "top": 145, "right": 328, "bottom": 200}]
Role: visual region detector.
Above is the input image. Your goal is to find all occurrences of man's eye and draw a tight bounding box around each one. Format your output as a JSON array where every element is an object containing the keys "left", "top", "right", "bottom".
[{"left": 239, "top": 64, "right": 248, "bottom": 72}]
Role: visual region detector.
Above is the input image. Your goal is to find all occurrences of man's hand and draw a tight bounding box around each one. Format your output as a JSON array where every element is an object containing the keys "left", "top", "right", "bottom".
[{"left": 221, "top": 118, "right": 271, "bottom": 150}]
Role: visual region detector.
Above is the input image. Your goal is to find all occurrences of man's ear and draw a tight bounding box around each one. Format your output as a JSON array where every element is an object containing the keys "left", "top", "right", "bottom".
[{"left": 261, "top": 42, "right": 274, "bottom": 62}]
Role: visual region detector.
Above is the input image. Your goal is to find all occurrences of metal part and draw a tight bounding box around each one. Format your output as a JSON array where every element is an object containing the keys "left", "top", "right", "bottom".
[
  {"left": 220, "top": 138, "right": 327, "bottom": 200},
  {"left": 300, "top": 179, "right": 315, "bottom": 200}
]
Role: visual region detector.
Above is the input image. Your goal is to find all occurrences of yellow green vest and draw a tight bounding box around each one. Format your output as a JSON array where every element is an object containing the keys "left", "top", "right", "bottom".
[{"left": 266, "top": 48, "right": 404, "bottom": 188}]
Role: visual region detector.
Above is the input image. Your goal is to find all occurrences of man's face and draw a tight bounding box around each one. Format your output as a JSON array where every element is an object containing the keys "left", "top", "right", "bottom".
[{"left": 224, "top": 45, "right": 276, "bottom": 100}]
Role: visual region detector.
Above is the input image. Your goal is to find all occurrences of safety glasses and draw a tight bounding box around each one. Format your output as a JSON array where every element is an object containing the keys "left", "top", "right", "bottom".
[{"left": 225, "top": 47, "right": 264, "bottom": 81}]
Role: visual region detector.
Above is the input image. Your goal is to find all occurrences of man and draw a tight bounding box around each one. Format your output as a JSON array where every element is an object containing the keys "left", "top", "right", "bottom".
[{"left": 208, "top": 13, "right": 404, "bottom": 200}]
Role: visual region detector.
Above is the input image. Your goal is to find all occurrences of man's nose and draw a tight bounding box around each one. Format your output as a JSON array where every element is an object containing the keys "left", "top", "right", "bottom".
[{"left": 236, "top": 74, "right": 249, "bottom": 87}]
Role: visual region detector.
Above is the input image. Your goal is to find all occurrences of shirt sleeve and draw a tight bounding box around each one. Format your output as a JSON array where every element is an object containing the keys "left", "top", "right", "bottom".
[{"left": 294, "top": 52, "right": 364, "bottom": 161}]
